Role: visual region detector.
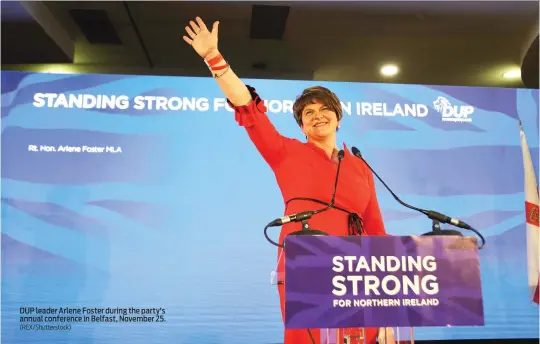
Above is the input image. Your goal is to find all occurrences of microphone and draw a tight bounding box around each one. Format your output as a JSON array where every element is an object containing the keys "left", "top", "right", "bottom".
[
  {"left": 264, "top": 149, "right": 345, "bottom": 246},
  {"left": 267, "top": 210, "right": 315, "bottom": 227},
  {"left": 326, "top": 149, "right": 345, "bottom": 209},
  {"left": 350, "top": 146, "right": 485, "bottom": 248},
  {"left": 267, "top": 150, "right": 345, "bottom": 227}
]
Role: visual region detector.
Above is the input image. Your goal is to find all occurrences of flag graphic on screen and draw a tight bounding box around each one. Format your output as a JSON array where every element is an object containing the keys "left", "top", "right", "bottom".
[{"left": 520, "top": 122, "right": 539, "bottom": 304}]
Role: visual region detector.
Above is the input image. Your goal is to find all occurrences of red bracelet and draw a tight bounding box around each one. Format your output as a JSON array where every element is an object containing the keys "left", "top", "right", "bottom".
[
  {"left": 205, "top": 53, "right": 224, "bottom": 67},
  {"left": 211, "top": 63, "right": 229, "bottom": 71}
]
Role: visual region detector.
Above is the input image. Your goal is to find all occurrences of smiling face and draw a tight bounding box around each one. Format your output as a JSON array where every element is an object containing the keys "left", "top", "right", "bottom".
[
  {"left": 300, "top": 100, "right": 340, "bottom": 140},
  {"left": 293, "top": 86, "right": 343, "bottom": 142}
]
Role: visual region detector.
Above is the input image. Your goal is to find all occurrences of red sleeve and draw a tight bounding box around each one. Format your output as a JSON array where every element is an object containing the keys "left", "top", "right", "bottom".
[
  {"left": 362, "top": 171, "right": 389, "bottom": 236},
  {"left": 228, "top": 85, "right": 288, "bottom": 167}
]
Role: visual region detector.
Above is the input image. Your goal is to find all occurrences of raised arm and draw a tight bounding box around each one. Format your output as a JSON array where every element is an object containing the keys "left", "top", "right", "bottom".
[{"left": 183, "top": 17, "right": 288, "bottom": 167}]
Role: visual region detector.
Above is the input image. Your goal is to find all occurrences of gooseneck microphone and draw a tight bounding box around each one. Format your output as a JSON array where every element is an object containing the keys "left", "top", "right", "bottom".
[
  {"left": 264, "top": 150, "right": 345, "bottom": 247},
  {"left": 351, "top": 146, "right": 485, "bottom": 249}
]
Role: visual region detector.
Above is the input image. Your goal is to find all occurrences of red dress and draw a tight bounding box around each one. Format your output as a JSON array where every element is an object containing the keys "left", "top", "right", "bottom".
[{"left": 229, "top": 86, "right": 387, "bottom": 344}]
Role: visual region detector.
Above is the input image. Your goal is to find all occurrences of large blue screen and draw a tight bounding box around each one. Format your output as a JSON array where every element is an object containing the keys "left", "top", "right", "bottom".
[{"left": 1, "top": 71, "right": 539, "bottom": 343}]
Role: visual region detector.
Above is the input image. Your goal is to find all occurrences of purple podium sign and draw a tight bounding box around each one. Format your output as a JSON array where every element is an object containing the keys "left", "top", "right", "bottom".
[{"left": 284, "top": 235, "right": 484, "bottom": 329}]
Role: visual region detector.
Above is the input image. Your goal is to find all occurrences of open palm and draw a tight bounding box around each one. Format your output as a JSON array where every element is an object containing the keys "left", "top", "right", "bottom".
[{"left": 183, "top": 17, "right": 219, "bottom": 59}]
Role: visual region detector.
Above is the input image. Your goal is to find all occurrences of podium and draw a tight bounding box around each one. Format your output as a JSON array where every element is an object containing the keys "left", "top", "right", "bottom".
[{"left": 282, "top": 235, "right": 484, "bottom": 344}]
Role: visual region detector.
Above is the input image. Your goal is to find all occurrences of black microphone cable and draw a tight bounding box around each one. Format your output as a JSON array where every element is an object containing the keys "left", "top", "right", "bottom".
[
  {"left": 264, "top": 150, "right": 345, "bottom": 248},
  {"left": 263, "top": 150, "right": 345, "bottom": 344},
  {"left": 351, "top": 146, "right": 485, "bottom": 249}
]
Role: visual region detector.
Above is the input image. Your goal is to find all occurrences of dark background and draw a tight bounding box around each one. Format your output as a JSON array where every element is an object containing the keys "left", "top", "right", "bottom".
[{"left": 2, "top": 1, "right": 538, "bottom": 88}]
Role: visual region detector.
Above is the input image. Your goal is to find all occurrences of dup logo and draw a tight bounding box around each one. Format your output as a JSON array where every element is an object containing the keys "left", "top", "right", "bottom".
[{"left": 433, "top": 96, "right": 474, "bottom": 123}]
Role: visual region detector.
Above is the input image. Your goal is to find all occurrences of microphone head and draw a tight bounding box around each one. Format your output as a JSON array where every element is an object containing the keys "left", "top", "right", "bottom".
[
  {"left": 338, "top": 150, "right": 345, "bottom": 160},
  {"left": 351, "top": 146, "right": 362, "bottom": 158}
]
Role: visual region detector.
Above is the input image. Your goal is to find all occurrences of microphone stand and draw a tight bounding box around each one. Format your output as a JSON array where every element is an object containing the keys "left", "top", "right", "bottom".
[
  {"left": 264, "top": 150, "right": 345, "bottom": 247},
  {"left": 350, "top": 146, "right": 485, "bottom": 249},
  {"left": 288, "top": 219, "right": 329, "bottom": 236},
  {"left": 262, "top": 149, "right": 345, "bottom": 344},
  {"left": 286, "top": 150, "right": 345, "bottom": 238},
  {"left": 422, "top": 219, "right": 463, "bottom": 237}
]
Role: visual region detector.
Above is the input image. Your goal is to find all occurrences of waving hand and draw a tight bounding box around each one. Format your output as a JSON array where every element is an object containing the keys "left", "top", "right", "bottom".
[{"left": 183, "top": 17, "right": 220, "bottom": 59}]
